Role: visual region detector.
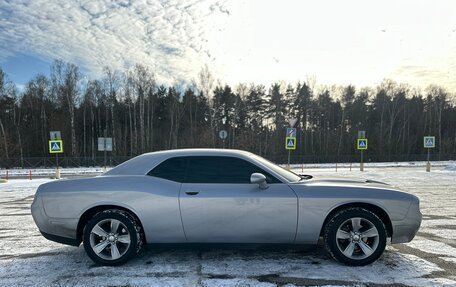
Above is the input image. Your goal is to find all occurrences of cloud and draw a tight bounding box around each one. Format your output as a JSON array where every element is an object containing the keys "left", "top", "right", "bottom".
[
  {"left": 1, "top": 0, "right": 456, "bottom": 91},
  {"left": 0, "top": 0, "right": 232, "bottom": 85},
  {"left": 392, "top": 64, "right": 456, "bottom": 92}
]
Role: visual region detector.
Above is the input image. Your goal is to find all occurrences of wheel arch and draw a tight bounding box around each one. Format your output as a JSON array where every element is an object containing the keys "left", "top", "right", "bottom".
[
  {"left": 76, "top": 205, "right": 146, "bottom": 244},
  {"left": 320, "top": 202, "right": 393, "bottom": 238}
]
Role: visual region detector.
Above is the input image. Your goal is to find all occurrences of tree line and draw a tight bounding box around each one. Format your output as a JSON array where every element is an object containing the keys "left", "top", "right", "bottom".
[{"left": 0, "top": 60, "right": 455, "bottom": 166}]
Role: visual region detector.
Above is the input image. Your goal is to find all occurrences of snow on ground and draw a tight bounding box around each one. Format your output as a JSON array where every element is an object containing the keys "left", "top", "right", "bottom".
[
  {"left": 0, "top": 160, "right": 454, "bottom": 178},
  {"left": 0, "top": 164, "right": 456, "bottom": 286},
  {"left": 289, "top": 160, "right": 455, "bottom": 169},
  {"left": 0, "top": 167, "right": 108, "bottom": 178},
  {"left": 406, "top": 238, "right": 456, "bottom": 256}
]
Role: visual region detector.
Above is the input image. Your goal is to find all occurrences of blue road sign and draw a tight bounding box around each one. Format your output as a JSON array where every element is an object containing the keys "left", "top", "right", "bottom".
[
  {"left": 49, "top": 140, "right": 63, "bottom": 153},
  {"left": 357, "top": 139, "right": 368, "bottom": 150},
  {"left": 286, "top": 128, "right": 296, "bottom": 138},
  {"left": 424, "top": 136, "right": 435, "bottom": 148},
  {"left": 285, "top": 137, "right": 296, "bottom": 150}
]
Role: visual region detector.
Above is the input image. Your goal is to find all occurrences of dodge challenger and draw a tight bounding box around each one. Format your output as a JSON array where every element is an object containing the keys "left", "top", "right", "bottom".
[{"left": 31, "top": 149, "right": 421, "bottom": 266}]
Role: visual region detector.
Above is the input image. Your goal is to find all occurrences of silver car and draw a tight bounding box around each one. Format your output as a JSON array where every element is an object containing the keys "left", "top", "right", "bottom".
[{"left": 31, "top": 149, "right": 421, "bottom": 266}]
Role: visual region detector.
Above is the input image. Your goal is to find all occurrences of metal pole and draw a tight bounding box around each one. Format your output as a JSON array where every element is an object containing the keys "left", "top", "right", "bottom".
[
  {"left": 104, "top": 130, "right": 107, "bottom": 171},
  {"left": 426, "top": 148, "right": 431, "bottom": 172},
  {"left": 360, "top": 150, "right": 364, "bottom": 171},
  {"left": 55, "top": 154, "right": 60, "bottom": 179},
  {"left": 287, "top": 150, "right": 291, "bottom": 170}
]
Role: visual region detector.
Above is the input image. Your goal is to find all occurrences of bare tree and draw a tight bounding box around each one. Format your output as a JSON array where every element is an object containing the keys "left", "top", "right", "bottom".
[
  {"left": 427, "top": 85, "right": 448, "bottom": 160},
  {"left": 197, "top": 64, "right": 215, "bottom": 146},
  {"left": 131, "top": 65, "right": 155, "bottom": 153},
  {"left": 0, "top": 69, "right": 9, "bottom": 159},
  {"left": 51, "top": 60, "right": 80, "bottom": 156},
  {"left": 103, "top": 67, "right": 121, "bottom": 154}
]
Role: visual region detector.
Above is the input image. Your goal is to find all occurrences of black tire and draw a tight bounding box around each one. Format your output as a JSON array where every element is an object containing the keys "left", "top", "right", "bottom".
[
  {"left": 324, "top": 207, "right": 387, "bottom": 266},
  {"left": 83, "top": 209, "right": 142, "bottom": 266}
]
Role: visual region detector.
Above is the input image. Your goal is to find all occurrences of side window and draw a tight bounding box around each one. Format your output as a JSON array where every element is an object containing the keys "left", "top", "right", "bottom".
[
  {"left": 185, "top": 156, "right": 280, "bottom": 184},
  {"left": 147, "top": 157, "right": 187, "bottom": 182}
]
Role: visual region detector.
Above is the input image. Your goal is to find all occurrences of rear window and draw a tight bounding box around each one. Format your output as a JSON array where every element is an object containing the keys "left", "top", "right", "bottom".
[{"left": 147, "top": 157, "right": 187, "bottom": 182}]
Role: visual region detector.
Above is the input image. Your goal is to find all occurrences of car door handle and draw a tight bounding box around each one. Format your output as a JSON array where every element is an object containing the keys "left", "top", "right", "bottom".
[{"left": 185, "top": 190, "right": 199, "bottom": 196}]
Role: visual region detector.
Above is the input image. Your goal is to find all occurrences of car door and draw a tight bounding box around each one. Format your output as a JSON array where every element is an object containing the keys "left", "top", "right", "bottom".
[{"left": 179, "top": 156, "right": 298, "bottom": 243}]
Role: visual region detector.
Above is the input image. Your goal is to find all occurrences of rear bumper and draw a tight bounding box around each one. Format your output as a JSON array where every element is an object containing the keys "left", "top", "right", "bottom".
[
  {"left": 41, "top": 231, "right": 80, "bottom": 246},
  {"left": 31, "top": 195, "right": 80, "bottom": 246}
]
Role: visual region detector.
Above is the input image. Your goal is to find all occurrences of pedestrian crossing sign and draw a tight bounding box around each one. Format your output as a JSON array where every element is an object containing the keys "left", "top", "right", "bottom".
[
  {"left": 424, "top": 136, "right": 435, "bottom": 148},
  {"left": 49, "top": 140, "right": 63, "bottom": 153},
  {"left": 285, "top": 137, "right": 296, "bottom": 150},
  {"left": 357, "top": 139, "right": 368, "bottom": 150}
]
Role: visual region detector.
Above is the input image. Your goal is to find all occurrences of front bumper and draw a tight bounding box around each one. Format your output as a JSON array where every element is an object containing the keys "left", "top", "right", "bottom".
[{"left": 391, "top": 199, "right": 422, "bottom": 244}]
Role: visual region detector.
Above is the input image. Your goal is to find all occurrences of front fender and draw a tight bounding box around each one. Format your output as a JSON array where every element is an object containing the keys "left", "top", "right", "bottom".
[{"left": 289, "top": 184, "right": 413, "bottom": 244}]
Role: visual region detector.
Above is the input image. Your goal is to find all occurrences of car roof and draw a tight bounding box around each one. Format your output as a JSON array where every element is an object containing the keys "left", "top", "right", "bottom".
[{"left": 104, "top": 149, "right": 255, "bottom": 176}]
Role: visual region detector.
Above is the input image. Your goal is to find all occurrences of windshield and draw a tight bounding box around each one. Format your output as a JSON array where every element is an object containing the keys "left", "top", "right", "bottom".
[{"left": 250, "top": 154, "right": 301, "bottom": 183}]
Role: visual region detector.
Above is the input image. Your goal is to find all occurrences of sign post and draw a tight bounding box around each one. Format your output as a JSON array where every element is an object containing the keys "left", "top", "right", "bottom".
[
  {"left": 49, "top": 131, "right": 63, "bottom": 179},
  {"left": 285, "top": 118, "right": 298, "bottom": 170},
  {"left": 357, "top": 131, "right": 366, "bottom": 171},
  {"left": 285, "top": 124, "right": 297, "bottom": 169},
  {"left": 424, "top": 136, "right": 435, "bottom": 172},
  {"left": 357, "top": 133, "right": 368, "bottom": 171},
  {"left": 98, "top": 133, "right": 113, "bottom": 172},
  {"left": 219, "top": 130, "right": 228, "bottom": 148}
]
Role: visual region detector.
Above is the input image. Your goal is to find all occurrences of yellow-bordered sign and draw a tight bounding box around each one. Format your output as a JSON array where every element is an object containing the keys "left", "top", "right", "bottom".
[
  {"left": 49, "top": 140, "right": 63, "bottom": 153},
  {"left": 285, "top": 137, "right": 296, "bottom": 150},
  {"left": 357, "top": 138, "right": 368, "bottom": 150}
]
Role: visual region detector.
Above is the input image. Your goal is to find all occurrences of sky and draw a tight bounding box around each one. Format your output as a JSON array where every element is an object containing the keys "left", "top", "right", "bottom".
[{"left": 1, "top": 0, "right": 456, "bottom": 91}]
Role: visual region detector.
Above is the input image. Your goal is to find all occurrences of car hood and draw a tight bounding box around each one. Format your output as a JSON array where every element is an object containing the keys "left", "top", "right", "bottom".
[{"left": 295, "top": 175, "right": 393, "bottom": 189}]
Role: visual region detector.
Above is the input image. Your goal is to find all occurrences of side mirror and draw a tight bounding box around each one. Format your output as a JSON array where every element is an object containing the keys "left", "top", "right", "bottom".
[{"left": 250, "top": 173, "right": 269, "bottom": 190}]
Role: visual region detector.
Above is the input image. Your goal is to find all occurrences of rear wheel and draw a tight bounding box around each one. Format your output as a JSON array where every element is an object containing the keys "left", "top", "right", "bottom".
[
  {"left": 83, "top": 209, "right": 142, "bottom": 266},
  {"left": 324, "top": 207, "right": 387, "bottom": 266}
]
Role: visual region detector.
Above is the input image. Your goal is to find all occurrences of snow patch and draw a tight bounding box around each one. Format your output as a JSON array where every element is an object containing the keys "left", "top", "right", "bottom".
[
  {"left": 420, "top": 229, "right": 456, "bottom": 240},
  {"left": 443, "top": 162, "right": 456, "bottom": 171},
  {"left": 405, "top": 237, "right": 456, "bottom": 256},
  {"left": 439, "top": 257, "right": 456, "bottom": 263}
]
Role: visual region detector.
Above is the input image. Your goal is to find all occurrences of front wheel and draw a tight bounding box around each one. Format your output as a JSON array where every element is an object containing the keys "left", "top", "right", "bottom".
[
  {"left": 324, "top": 207, "right": 387, "bottom": 266},
  {"left": 83, "top": 209, "right": 142, "bottom": 266}
]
